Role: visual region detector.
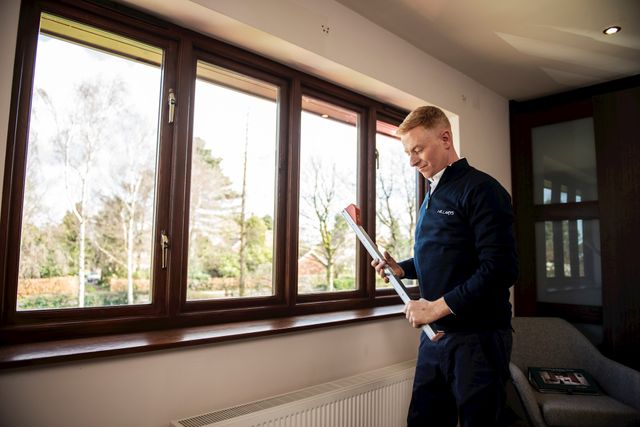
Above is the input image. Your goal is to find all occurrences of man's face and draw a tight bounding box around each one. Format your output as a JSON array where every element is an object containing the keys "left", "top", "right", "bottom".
[{"left": 401, "top": 125, "right": 451, "bottom": 179}]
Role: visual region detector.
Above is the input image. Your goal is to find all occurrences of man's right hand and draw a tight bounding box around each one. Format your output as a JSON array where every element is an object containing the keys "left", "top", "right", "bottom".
[{"left": 371, "top": 251, "right": 404, "bottom": 283}]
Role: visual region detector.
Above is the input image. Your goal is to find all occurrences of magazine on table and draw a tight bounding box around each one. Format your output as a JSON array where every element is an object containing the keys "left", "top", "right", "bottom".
[{"left": 528, "top": 367, "right": 601, "bottom": 395}]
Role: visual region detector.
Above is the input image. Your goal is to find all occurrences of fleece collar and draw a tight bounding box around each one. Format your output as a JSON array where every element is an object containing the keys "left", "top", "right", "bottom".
[{"left": 431, "top": 158, "right": 470, "bottom": 195}]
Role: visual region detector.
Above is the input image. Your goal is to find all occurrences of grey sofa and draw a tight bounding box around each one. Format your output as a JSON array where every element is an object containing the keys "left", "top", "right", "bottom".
[{"left": 509, "top": 317, "right": 640, "bottom": 427}]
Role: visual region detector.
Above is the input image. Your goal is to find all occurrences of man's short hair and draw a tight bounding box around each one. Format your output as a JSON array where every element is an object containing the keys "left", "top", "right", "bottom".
[{"left": 397, "top": 106, "right": 451, "bottom": 136}]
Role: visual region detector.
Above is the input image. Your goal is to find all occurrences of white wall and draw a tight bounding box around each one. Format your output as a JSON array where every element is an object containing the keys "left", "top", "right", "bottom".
[
  {"left": 117, "top": 0, "right": 511, "bottom": 190},
  {"left": 0, "top": 1, "right": 512, "bottom": 427},
  {"left": 0, "top": 0, "right": 20, "bottom": 196},
  {"left": 0, "top": 318, "right": 419, "bottom": 427}
]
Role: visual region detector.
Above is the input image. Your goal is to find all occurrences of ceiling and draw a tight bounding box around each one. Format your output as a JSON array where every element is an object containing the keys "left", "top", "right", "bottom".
[{"left": 334, "top": 0, "right": 640, "bottom": 101}]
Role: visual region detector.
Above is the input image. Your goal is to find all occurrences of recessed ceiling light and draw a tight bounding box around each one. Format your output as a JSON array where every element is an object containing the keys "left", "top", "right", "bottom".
[
  {"left": 321, "top": 114, "right": 329, "bottom": 118},
  {"left": 603, "top": 26, "right": 621, "bottom": 35}
]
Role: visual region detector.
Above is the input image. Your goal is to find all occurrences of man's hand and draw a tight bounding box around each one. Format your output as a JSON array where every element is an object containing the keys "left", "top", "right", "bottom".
[
  {"left": 370, "top": 250, "right": 404, "bottom": 282},
  {"left": 403, "top": 297, "right": 451, "bottom": 328}
]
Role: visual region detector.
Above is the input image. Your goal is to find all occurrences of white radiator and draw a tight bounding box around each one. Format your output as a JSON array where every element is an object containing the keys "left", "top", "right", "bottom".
[{"left": 172, "top": 359, "right": 416, "bottom": 427}]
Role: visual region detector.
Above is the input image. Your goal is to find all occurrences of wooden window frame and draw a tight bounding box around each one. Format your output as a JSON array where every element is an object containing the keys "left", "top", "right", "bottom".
[
  {"left": 0, "top": 0, "right": 415, "bottom": 359},
  {"left": 0, "top": 0, "right": 180, "bottom": 343}
]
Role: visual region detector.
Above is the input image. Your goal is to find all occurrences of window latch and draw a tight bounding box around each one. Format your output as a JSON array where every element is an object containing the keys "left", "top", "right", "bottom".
[
  {"left": 168, "top": 89, "right": 176, "bottom": 124},
  {"left": 161, "top": 230, "right": 170, "bottom": 269},
  {"left": 375, "top": 148, "right": 380, "bottom": 170}
]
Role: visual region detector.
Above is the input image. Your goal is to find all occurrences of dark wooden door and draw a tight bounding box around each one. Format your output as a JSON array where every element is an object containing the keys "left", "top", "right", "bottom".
[{"left": 594, "top": 87, "right": 640, "bottom": 369}]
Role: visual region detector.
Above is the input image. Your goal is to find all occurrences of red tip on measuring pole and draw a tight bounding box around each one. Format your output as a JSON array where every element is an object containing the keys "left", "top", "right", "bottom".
[{"left": 345, "top": 204, "right": 361, "bottom": 225}]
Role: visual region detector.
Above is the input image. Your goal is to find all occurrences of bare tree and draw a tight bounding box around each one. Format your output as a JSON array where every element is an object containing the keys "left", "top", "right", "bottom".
[
  {"left": 18, "top": 105, "right": 46, "bottom": 279},
  {"left": 377, "top": 173, "right": 401, "bottom": 254},
  {"left": 81, "top": 104, "right": 158, "bottom": 307},
  {"left": 108, "top": 112, "right": 155, "bottom": 304},
  {"left": 376, "top": 153, "right": 416, "bottom": 260},
  {"left": 39, "top": 80, "right": 123, "bottom": 307},
  {"left": 238, "top": 110, "right": 250, "bottom": 296},
  {"left": 303, "top": 158, "right": 348, "bottom": 291},
  {"left": 400, "top": 161, "right": 416, "bottom": 253}
]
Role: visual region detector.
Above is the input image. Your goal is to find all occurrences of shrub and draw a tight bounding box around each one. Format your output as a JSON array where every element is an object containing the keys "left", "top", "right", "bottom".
[
  {"left": 333, "top": 277, "right": 355, "bottom": 290},
  {"left": 85, "top": 292, "right": 128, "bottom": 307},
  {"left": 18, "top": 276, "right": 79, "bottom": 298},
  {"left": 18, "top": 294, "right": 77, "bottom": 310}
]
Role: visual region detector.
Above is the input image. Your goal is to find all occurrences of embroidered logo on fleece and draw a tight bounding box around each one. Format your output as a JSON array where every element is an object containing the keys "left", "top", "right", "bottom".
[{"left": 437, "top": 209, "right": 455, "bottom": 216}]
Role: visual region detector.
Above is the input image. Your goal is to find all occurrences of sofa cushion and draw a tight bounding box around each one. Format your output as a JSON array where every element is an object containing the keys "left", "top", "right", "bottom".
[{"left": 536, "top": 392, "right": 640, "bottom": 427}]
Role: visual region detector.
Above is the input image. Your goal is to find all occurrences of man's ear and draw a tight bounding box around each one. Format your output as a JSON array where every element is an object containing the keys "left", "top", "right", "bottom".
[{"left": 440, "top": 129, "right": 452, "bottom": 147}]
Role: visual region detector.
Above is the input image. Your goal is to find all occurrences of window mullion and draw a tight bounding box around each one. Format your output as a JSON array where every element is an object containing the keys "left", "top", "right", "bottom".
[
  {"left": 363, "top": 107, "right": 377, "bottom": 299},
  {"left": 165, "top": 39, "right": 193, "bottom": 319},
  {"left": 286, "top": 78, "right": 302, "bottom": 308}
]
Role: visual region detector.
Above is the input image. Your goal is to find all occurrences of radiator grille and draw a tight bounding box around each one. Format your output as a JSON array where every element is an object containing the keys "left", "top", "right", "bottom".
[{"left": 173, "top": 360, "right": 416, "bottom": 427}]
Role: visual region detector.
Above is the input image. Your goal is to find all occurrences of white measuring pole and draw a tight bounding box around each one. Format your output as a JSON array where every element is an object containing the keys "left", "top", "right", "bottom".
[{"left": 341, "top": 204, "right": 444, "bottom": 341}]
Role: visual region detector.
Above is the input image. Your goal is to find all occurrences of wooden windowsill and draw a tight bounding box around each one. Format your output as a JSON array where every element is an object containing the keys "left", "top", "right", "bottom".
[{"left": 0, "top": 305, "right": 405, "bottom": 370}]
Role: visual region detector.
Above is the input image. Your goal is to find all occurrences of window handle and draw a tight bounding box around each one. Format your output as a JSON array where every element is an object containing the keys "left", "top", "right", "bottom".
[
  {"left": 375, "top": 148, "right": 380, "bottom": 169},
  {"left": 168, "top": 89, "right": 176, "bottom": 123},
  {"left": 161, "top": 230, "right": 170, "bottom": 269}
]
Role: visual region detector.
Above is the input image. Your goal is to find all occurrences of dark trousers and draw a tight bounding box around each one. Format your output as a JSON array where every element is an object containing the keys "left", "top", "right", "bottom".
[{"left": 407, "top": 329, "right": 512, "bottom": 427}]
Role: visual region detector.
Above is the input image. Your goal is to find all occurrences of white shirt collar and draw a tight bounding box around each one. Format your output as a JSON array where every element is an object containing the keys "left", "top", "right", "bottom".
[{"left": 427, "top": 167, "right": 446, "bottom": 193}]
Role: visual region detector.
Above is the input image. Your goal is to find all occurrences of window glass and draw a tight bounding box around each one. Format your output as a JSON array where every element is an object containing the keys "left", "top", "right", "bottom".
[
  {"left": 17, "top": 13, "right": 163, "bottom": 310},
  {"left": 187, "top": 60, "right": 278, "bottom": 300},
  {"left": 544, "top": 221, "right": 555, "bottom": 278},
  {"left": 543, "top": 179, "right": 553, "bottom": 205},
  {"left": 535, "top": 219, "right": 601, "bottom": 306},
  {"left": 531, "top": 118, "right": 597, "bottom": 204},
  {"left": 298, "top": 97, "right": 358, "bottom": 293},
  {"left": 375, "top": 120, "right": 417, "bottom": 289}
]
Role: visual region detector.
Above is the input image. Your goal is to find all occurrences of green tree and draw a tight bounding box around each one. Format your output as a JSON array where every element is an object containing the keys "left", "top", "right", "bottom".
[
  {"left": 244, "top": 215, "right": 272, "bottom": 272},
  {"left": 188, "top": 137, "right": 238, "bottom": 285}
]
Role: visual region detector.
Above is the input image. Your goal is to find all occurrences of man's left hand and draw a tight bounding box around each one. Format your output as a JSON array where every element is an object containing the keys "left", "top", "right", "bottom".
[{"left": 403, "top": 297, "right": 451, "bottom": 328}]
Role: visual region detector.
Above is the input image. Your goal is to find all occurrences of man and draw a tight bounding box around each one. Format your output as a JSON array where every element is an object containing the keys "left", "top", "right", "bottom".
[{"left": 372, "top": 106, "right": 518, "bottom": 426}]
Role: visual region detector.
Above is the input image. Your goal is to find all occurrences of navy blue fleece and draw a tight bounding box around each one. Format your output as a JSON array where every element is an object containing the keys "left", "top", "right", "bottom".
[{"left": 397, "top": 158, "right": 518, "bottom": 332}]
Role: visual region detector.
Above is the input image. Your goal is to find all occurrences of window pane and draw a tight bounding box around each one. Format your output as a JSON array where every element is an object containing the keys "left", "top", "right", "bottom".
[
  {"left": 17, "top": 13, "right": 163, "bottom": 310},
  {"left": 187, "top": 61, "right": 278, "bottom": 300},
  {"left": 543, "top": 179, "right": 553, "bottom": 205},
  {"left": 577, "top": 219, "right": 585, "bottom": 277},
  {"left": 531, "top": 118, "right": 597, "bottom": 204},
  {"left": 298, "top": 97, "right": 358, "bottom": 293},
  {"left": 375, "top": 121, "right": 417, "bottom": 289},
  {"left": 562, "top": 220, "right": 571, "bottom": 276},
  {"left": 535, "top": 220, "right": 601, "bottom": 306},
  {"left": 544, "top": 221, "right": 555, "bottom": 278}
]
